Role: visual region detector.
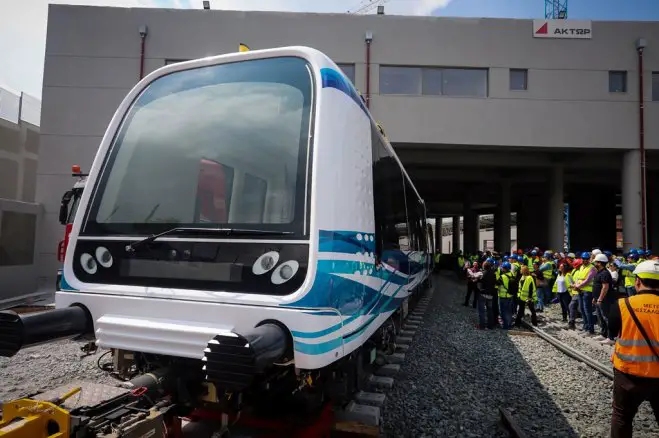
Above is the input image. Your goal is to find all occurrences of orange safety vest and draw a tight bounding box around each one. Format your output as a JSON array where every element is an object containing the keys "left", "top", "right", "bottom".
[{"left": 612, "top": 293, "right": 659, "bottom": 378}]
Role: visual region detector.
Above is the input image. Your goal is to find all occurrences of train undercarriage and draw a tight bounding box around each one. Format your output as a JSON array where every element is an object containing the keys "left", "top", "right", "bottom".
[{"left": 0, "top": 287, "right": 426, "bottom": 438}]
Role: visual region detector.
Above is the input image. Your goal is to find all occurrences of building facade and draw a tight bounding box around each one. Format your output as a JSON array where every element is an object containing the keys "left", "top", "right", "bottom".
[
  {"left": 0, "top": 87, "right": 43, "bottom": 303},
  {"left": 37, "top": 5, "right": 659, "bottom": 286}
]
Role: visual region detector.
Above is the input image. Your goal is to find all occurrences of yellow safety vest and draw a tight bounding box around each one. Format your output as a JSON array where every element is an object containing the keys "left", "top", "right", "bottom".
[
  {"left": 540, "top": 262, "right": 553, "bottom": 281},
  {"left": 512, "top": 262, "right": 521, "bottom": 275},
  {"left": 518, "top": 275, "right": 537, "bottom": 302},
  {"left": 623, "top": 262, "right": 639, "bottom": 288},
  {"left": 574, "top": 264, "right": 595, "bottom": 293},
  {"left": 498, "top": 272, "right": 514, "bottom": 298},
  {"left": 458, "top": 256, "right": 464, "bottom": 267},
  {"left": 612, "top": 293, "right": 659, "bottom": 378}
]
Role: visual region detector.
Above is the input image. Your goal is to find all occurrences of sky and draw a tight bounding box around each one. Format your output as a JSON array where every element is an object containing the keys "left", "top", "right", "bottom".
[{"left": 1, "top": 0, "right": 658, "bottom": 99}]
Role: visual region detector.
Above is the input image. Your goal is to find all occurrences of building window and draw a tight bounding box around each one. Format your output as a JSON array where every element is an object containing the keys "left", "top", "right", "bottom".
[
  {"left": 380, "top": 66, "right": 422, "bottom": 95},
  {"left": 442, "top": 68, "right": 488, "bottom": 97},
  {"left": 337, "top": 63, "right": 356, "bottom": 85},
  {"left": 609, "top": 71, "right": 627, "bottom": 93},
  {"left": 510, "top": 69, "right": 528, "bottom": 91},
  {"left": 421, "top": 68, "right": 443, "bottom": 95},
  {"left": 165, "top": 59, "right": 189, "bottom": 65},
  {"left": 381, "top": 66, "right": 487, "bottom": 97},
  {"left": 653, "top": 72, "right": 659, "bottom": 101}
]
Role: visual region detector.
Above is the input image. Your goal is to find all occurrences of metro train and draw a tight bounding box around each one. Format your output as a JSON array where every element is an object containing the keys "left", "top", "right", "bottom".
[{"left": 2, "top": 46, "right": 431, "bottom": 415}]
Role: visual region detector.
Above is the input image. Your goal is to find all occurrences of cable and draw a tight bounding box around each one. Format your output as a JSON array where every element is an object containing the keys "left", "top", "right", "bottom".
[{"left": 97, "top": 350, "right": 113, "bottom": 373}]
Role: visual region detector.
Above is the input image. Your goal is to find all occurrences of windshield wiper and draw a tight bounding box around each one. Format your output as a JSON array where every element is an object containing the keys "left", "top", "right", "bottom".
[{"left": 125, "top": 227, "right": 294, "bottom": 253}]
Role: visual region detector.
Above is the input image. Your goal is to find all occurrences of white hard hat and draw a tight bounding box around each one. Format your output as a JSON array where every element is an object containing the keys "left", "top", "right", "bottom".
[
  {"left": 592, "top": 249, "right": 602, "bottom": 256},
  {"left": 632, "top": 260, "right": 659, "bottom": 280},
  {"left": 567, "top": 253, "right": 576, "bottom": 258},
  {"left": 594, "top": 254, "right": 609, "bottom": 263}
]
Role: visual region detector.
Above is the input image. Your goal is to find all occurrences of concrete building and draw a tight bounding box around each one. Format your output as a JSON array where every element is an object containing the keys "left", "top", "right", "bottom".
[
  {"left": 36, "top": 5, "right": 659, "bottom": 287},
  {"left": 0, "top": 87, "right": 44, "bottom": 304}
]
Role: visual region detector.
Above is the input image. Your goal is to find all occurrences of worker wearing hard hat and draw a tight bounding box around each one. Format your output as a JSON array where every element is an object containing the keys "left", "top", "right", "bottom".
[
  {"left": 617, "top": 251, "right": 641, "bottom": 297},
  {"left": 496, "top": 262, "right": 515, "bottom": 329},
  {"left": 571, "top": 252, "right": 597, "bottom": 336},
  {"left": 608, "top": 260, "right": 659, "bottom": 437},
  {"left": 592, "top": 253, "right": 616, "bottom": 345}
]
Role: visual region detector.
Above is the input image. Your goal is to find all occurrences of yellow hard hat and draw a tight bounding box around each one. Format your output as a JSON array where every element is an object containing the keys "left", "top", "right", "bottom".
[{"left": 632, "top": 260, "right": 659, "bottom": 280}]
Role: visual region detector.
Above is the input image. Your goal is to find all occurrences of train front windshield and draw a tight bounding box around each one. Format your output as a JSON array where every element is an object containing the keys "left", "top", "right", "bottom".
[{"left": 83, "top": 57, "right": 313, "bottom": 237}]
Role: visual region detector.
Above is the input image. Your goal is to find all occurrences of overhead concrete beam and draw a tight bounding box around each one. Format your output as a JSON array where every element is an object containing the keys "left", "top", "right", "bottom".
[{"left": 397, "top": 149, "right": 622, "bottom": 170}]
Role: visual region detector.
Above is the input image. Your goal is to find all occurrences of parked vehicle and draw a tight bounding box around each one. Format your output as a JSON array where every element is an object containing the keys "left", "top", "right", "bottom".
[{"left": 56, "top": 165, "right": 86, "bottom": 291}]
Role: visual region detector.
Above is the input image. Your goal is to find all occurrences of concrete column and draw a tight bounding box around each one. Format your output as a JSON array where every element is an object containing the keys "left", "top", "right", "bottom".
[
  {"left": 548, "top": 166, "right": 565, "bottom": 252},
  {"left": 516, "top": 187, "right": 549, "bottom": 250},
  {"left": 648, "top": 171, "right": 659, "bottom": 252},
  {"left": 494, "top": 181, "right": 512, "bottom": 254},
  {"left": 452, "top": 216, "right": 460, "bottom": 253},
  {"left": 622, "top": 150, "right": 642, "bottom": 251},
  {"left": 434, "top": 218, "right": 442, "bottom": 254},
  {"left": 463, "top": 201, "right": 479, "bottom": 254}
]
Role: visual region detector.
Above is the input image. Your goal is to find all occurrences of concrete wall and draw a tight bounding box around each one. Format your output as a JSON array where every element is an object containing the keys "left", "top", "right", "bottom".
[
  {"left": 0, "top": 119, "right": 40, "bottom": 203},
  {"left": 38, "top": 5, "right": 659, "bottom": 284},
  {"left": 0, "top": 199, "right": 44, "bottom": 306}
]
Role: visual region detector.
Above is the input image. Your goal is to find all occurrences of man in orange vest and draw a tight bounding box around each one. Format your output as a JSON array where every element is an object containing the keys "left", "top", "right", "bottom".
[{"left": 608, "top": 260, "right": 659, "bottom": 437}]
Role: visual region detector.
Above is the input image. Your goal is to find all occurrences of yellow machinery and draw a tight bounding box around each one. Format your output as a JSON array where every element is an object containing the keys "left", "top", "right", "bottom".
[{"left": 0, "top": 387, "right": 79, "bottom": 438}]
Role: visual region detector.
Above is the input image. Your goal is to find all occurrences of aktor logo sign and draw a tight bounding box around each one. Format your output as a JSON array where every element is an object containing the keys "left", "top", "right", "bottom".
[
  {"left": 535, "top": 22, "right": 549, "bottom": 34},
  {"left": 533, "top": 19, "right": 592, "bottom": 39}
]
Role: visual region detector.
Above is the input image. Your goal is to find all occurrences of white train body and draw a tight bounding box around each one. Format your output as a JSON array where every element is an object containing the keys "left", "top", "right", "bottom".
[{"left": 59, "top": 46, "right": 430, "bottom": 370}]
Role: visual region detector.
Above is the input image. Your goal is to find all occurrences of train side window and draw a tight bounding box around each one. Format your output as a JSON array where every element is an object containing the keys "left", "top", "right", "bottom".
[{"left": 372, "top": 125, "right": 406, "bottom": 262}]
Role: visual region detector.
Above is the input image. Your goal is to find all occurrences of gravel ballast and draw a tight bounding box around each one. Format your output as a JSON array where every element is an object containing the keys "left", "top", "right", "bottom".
[
  {"left": 383, "top": 273, "right": 659, "bottom": 437},
  {"left": 0, "top": 339, "right": 115, "bottom": 403}
]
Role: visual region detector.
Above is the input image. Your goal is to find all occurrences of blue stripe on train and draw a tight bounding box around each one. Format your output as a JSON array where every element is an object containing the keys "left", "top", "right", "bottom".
[{"left": 320, "top": 68, "right": 369, "bottom": 116}]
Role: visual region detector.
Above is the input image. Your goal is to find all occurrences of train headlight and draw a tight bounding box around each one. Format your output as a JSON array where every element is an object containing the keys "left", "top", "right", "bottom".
[
  {"left": 271, "top": 260, "right": 299, "bottom": 285},
  {"left": 80, "top": 253, "right": 98, "bottom": 275},
  {"left": 95, "top": 246, "right": 113, "bottom": 268},
  {"left": 253, "top": 251, "right": 280, "bottom": 275}
]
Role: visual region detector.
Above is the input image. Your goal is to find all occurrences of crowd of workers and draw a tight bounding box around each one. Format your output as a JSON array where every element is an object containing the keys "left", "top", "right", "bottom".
[
  {"left": 455, "top": 248, "right": 652, "bottom": 337},
  {"left": 450, "top": 247, "right": 659, "bottom": 437}
]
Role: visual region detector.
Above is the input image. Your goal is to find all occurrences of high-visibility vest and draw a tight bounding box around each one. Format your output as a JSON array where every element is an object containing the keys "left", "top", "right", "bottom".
[
  {"left": 623, "top": 262, "right": 639, "bottom": 288},
  {"left": 498, "top": 272, "right": 514, "bottom": 298},
  {"left": 518, "top": 275, "right": 537, "bottom": 302},
  {"left": 540, "top": 262, "right": 553, "bottom": 281},
  {"left": 612, "top": 293, "right": 659, "bottom": 378},
  {"left": 573, "top": 264, "right": 595, "bottom": 293},
  {"left": 457, "top": 256, "right": 464, "bottom": 267},
  {"left": 434, "top": 253, "right": 440, "bottom": 263},
  {"left": 565, "top": 273, "right": 579, "bottom": 296},
  {"left": 512, "top": 262, "right": 521, "bottom": 275}
]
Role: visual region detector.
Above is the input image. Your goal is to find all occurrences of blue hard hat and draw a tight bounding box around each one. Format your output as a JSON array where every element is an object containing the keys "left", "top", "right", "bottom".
[
  {"left": 531, "top": 250, "right": 537, "bottom": 256},
  {"left": 543, "top": 251, "right": 551, "bottom": 257},
  {"left": 630, "top": 253, "right": 639, "bottom": 260},
  {"left": 517, "top": 255, "right": 524, "bottom": 262},
  {"left": 646, "top": 250, "right": 652, "bottom": 256},
  {"left": 604, "top": 251, "right": 612, "bottom": 257},
  {"left": 581, "top": 251, "right": 590, "bottom": 259},
  {"left": 630, "top": 249, "right": 638, "bottom": 255},
  {"left": 501, "top": 262, "right": 511, "bottom": 270},
  {"left": 485, "top": 258, "right": 495, "bottom": 264}
]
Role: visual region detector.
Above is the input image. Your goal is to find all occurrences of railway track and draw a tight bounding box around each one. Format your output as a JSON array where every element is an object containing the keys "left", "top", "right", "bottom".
[
  {"left": 499, "top": 309, "right": 616, "bottom": 437},
  {"left": 520, "top": 320, "right": 614, "bottom": 380}
]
